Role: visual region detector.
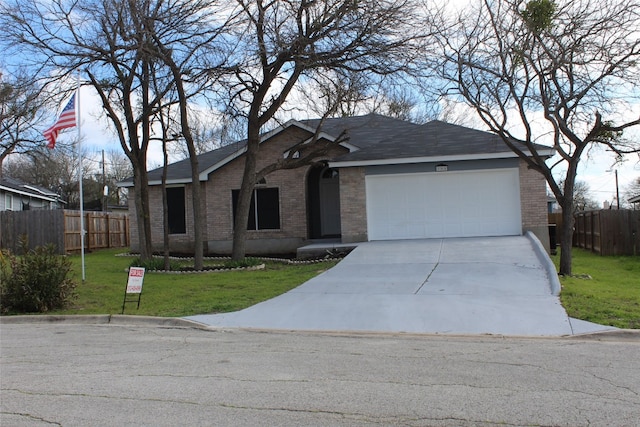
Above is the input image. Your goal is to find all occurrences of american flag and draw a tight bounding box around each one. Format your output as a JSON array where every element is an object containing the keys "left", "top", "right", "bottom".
[{"left": 43, "top": 93, "right": 76, "bottom": 149}]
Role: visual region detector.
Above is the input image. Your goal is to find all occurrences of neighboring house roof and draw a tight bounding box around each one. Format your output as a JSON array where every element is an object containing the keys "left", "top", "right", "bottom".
[
  {"left": 629, "top": 194, "right": 640, "bottom": 204},
  {"left": 118, "top": 113, "right": 554, "bottom": 187},
  {"left": 0, "top": 176, "right": 61, "bottom": 203}
]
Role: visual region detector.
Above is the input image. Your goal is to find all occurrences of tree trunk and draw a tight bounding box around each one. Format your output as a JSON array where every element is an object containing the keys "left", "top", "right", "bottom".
[
  {"left": 231, "top": 127, "right": 260, "bottom": 261},
  {"left": 558, "top": 204, "right": 574, "bottom": 276},
  {"left": 133, "top": 166, "right": 153, "bottom": 261},
  {"left": 189, "top": 162, "right": 204, "bottom": 270},
  {"left": 161, "top": 52, "right": 205, "bottom": 270},
  {"left": 557, "top": 172, "right": 578, "bottom": 276}
]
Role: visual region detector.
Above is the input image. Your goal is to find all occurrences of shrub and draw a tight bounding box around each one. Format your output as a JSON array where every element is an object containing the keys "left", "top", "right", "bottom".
[
  {"left": 223, "top": 257, "right": 262, "bottom": 269},
  {"left": 129, "top": 257, "right": 180, "bottom": 271},
  {"left": 0, "top": 243, "right": 77, "bottom": 314}
]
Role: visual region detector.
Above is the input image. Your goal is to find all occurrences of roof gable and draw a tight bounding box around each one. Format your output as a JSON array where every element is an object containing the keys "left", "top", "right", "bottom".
[{"left": 122, "top": 119, "right": 344, "bottom": 187}]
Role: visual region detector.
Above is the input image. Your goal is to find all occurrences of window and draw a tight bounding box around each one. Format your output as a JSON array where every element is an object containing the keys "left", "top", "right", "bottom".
[
  {"left": 5, "top": 194, "right": 13, "bottom": 211},
  {"left": 166, "top": 187, "right": 186, "bottom": 234},
  {"left": 232, "top": 188, "right": 280, "bottom": 230}
]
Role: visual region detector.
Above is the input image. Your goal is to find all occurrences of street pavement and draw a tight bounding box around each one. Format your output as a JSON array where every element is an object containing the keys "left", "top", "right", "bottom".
[
  {"left": 188, "top": 236, "right": 616, "bottom": 336},
  {"left": 1, "top": 322, "right": 639, "bottom": 426}
]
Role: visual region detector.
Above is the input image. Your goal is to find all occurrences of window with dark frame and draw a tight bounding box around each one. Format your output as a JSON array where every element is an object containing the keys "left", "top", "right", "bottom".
[
  {"left": 166, "top": 187, "right": 186, "bottom": 234},
  {"left": 232, "top": 188, "right": 280, "bottom": 230}
]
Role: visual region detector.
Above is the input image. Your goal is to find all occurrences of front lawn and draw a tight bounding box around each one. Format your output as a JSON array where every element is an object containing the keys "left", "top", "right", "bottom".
[
  {"left": 552, "top": 248, "right": 640, "bottom": 329},
  {"left": 45, "top": 249, "right": 337, "bottom": 317}
]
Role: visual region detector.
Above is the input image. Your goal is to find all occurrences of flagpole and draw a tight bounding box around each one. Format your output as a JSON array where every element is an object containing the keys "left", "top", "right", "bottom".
[{"left": 77, "top": 73, "right": 86, "bottom": 282}]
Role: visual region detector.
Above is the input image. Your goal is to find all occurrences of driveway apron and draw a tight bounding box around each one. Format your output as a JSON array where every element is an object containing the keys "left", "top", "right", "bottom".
[{"left": 187, "top": 236, "right": 614, "bottom": 336}]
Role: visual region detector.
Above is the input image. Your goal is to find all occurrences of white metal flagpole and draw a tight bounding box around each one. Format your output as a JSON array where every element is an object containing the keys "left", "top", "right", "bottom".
[{"left": 77, "top": 73, "right": 86, "bottom": 282}]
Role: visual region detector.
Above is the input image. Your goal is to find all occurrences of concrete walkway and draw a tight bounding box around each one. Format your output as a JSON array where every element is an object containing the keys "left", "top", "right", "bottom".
[{"left": 187, "top": 236, "right": 617, "bottom": 336}]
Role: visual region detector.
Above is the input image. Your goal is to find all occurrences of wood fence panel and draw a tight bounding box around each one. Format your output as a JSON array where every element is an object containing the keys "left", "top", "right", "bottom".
[
  {"left": 574, "top": 210, "right": 640, "bottom": 256},
  {"left": 0, "top": 210, "right": 65, "bottom": 253},
  {"left": 64, "top": 210, "right": 130, "bottom": 253},
  {"left": 64, "top": 211, "right": 83, "bottom": 252},
  {"left": 108, "top": 214, "right": 129, "bottom": 248},
  {"left": 1, "top": 210, "right": 129, "bottom": 254}
]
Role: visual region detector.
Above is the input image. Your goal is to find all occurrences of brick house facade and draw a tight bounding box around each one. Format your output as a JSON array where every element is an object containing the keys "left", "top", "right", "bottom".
[{"left": 122, "top": 114, "right": 553, "bottom": 255}]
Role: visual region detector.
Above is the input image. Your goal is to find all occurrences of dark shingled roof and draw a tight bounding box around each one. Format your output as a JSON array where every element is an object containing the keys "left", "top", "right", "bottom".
[
  {"left": 119, "top": 113, "right": 551, "bottom": 186},
  {"left": 300, "top": 114, "right": 424, "bottom": 148},
  {"left": 143, "top": 140, "right": 248, "bottom": 184},
  {"left": 0, "top": 176, "right": 60, "bottom": 200},
  {"left": 330, "top": 119, "right": 524, "bottom": 163}
]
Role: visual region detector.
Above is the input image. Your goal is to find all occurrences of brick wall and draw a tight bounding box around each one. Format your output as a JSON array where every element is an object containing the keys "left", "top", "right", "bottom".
[
  {"left": 129, "top": 182, "right": 208, "bottom": 253},
  {"left": 203, "top": 128, "right": 348, "bottom": 253},
  {"left": 207, "top": 128, "right": 316, "bottom": 243},
  {"left": 339, "top": 167, "right": 368, "bottom": 243},
  {"left": 128, "top": 127, "right": 350, "bottom": 255},
  {"left": 519, "top": 160, "right": 548, "bottom": 228},
  {"left": 519, "top": 159, "right": 551, "bottom": 251}
]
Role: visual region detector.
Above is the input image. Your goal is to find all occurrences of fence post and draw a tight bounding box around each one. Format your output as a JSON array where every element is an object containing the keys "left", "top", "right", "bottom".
[
  {"left": 126, "top": 215, "right": 130, "bottom": 247},
  {"left": 85, "top": 211, "right": 91, "bottom": 251},
  {"left": 106, "top": 213, "right": 111, "bottom": 248}
]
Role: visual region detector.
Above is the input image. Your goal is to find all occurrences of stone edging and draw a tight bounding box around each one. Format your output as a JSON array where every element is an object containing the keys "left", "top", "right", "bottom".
[
  {"left": 116, "top": 254, "right": 342, "bottom": 274},
  {"left": 142, "top": 264, "right": 266, "bottom": 274}
]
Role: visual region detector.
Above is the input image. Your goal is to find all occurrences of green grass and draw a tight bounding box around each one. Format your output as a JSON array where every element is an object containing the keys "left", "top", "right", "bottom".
[
  {"left": 7, "top": 247, "right": 638, "bottom": 328},
  {"left": 552, "top": 248, "right": 640, "bottom": 329},
  {"left": 45, "top": 249, "right": 337, "bottom": 317}
]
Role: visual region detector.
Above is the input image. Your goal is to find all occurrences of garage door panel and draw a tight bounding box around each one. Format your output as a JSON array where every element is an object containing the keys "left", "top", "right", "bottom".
[{"left": 366, "top": 169, "right": 521, "bottom": 240}]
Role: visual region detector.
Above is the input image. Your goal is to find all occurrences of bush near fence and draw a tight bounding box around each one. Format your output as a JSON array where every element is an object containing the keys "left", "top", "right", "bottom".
[
  {"left": 549, "top": 210, "right": 640, "bottom": 256},
  {"left": 0, "top": 210, "right": 129, "bottom": 254}
]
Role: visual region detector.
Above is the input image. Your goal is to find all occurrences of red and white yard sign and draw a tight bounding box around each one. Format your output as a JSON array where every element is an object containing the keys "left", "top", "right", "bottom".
[{"left": 126, "top": 267, "right": 145, "bottom": 294}]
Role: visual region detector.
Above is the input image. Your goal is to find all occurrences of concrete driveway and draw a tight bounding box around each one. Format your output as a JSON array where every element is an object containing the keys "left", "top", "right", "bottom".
[{"left": 187, "top": 235, "right": 616, "bottom": 336}]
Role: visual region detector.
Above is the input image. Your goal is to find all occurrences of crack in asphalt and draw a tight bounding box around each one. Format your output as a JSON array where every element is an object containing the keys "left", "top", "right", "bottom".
[
  {"left": 585, "top": 371, "right": 640, "bottom": 397},
  {"left": 3, "top": 388, "right": 202, "bottom": 406},
  {"left": 217, "top": 403, "right": 552, "bottom": 427},
  {"left": 0, "top": 411, "right": 62, "bottom": 426}
]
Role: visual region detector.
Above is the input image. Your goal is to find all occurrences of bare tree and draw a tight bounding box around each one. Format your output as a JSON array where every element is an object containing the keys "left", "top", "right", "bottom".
[
  {"left": 103, "top": 149, "right": 133, "bottom": 206},
  {"left": 2, "top": 0, "right": 229, "bottom": 264},
  {"left": 564, "top": 180, "right": 599, "bottom": 213},
  {"left": 149, "top": 0, "right": 232, "bottom": 270},
  {"left": 3, "top": 147, "right": 99, "bottom": 208},
  {"left": 224, "top": 0, "right": 431, "bottom": 260},
  {"left": 168, "top": 114, "right": 226, "bottom": 160},
  {"left": 436, "top": 0, "right": 640, "bottom": 275},
  {"left": 0, "top": 0, "right": 179, "bottom": 260},
  {"left": 623, "top": 176, "right": 640, "bottom": 208},
  {"left": 0, "top": 72, "right": 56, "bottom": 173}
]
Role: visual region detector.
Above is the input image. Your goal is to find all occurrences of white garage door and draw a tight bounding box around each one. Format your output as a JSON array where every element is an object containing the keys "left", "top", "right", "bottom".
[{"left": 366, "top": 169, "right": 522, "bottom": 240}]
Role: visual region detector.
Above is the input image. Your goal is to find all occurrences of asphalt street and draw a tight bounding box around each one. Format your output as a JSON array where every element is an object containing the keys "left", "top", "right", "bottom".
[{"left": 1, "top": 322, "right": 639, "bottom": 426}]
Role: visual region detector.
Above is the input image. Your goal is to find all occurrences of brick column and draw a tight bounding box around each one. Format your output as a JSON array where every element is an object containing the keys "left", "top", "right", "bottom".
[
  {"left": 339, "top": 167, "right": 368, "bottom": 243},
  {"left": 519, "top": 160, "right": 551, "bottom": 252}
]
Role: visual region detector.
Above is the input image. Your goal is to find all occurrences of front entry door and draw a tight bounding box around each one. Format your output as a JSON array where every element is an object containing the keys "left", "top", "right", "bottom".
[{"left": 319, "top": 168, "right": 341, "bottom": 236}]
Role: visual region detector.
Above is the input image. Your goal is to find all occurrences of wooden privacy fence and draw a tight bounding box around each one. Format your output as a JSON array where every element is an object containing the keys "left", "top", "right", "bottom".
[
  {"left": 0, "top": 209, "right": 129, "bottom": 254},
  {"left": 573, "top": 210, "right": 640, "bottom": 256}
]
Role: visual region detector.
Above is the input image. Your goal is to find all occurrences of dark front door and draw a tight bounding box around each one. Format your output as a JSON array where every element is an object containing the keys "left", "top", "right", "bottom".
[{"left": 307, "top": 166, "right": 342, "bottom": 239}]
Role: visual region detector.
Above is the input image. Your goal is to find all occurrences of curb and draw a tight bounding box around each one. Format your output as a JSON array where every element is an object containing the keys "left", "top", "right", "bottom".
[
  {"left": 0, "top": 314, "right": 210, "bottom": 330},
  {"left": 526, "top": 231, "right": 562, "bottom": 296},
  {"left": 1, "top": 315, "right": 638, "bottom": 340},
  {"left": 568, "top": 329, "right": 640, "bottom": 341}
]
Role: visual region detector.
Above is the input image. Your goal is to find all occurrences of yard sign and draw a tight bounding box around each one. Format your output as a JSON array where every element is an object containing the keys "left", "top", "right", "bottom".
[{"left": 122, "top": 267, "right": 145, "bottom": 313}]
